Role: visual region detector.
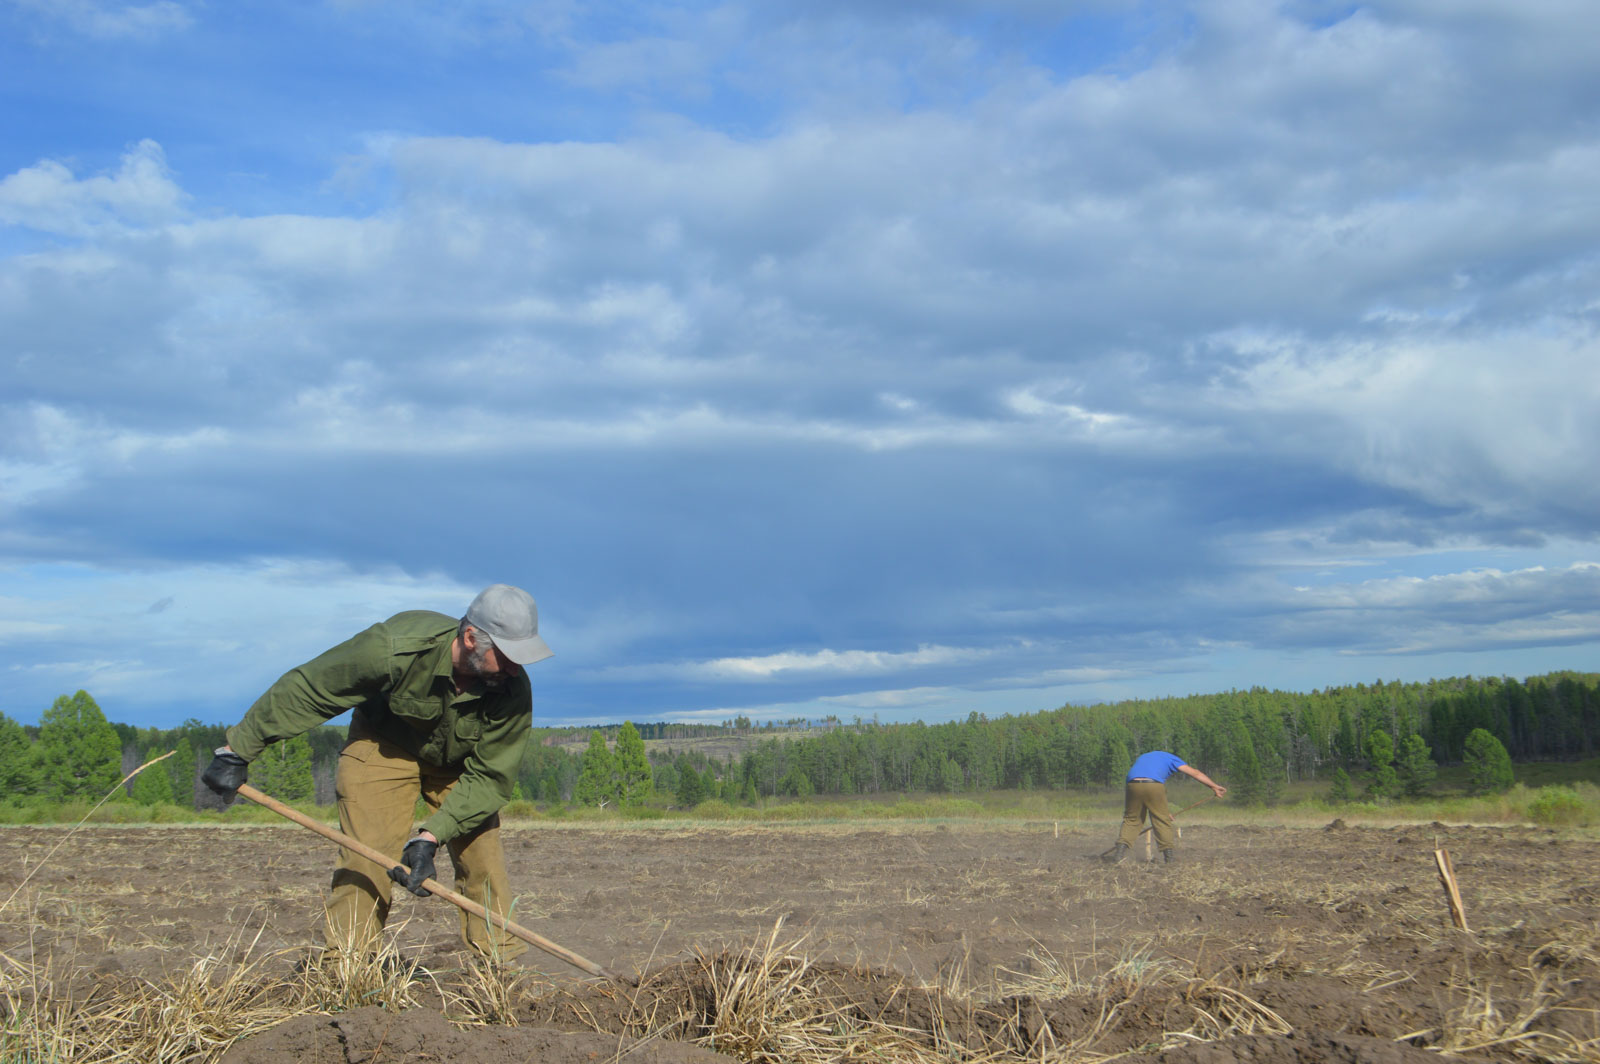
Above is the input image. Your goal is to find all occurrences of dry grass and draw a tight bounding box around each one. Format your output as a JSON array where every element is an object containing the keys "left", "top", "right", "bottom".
[
  {"left": 4, "top": 905, "right": 1598, "bottom": 1064},
  {"left": 4, "top": 807, "right": 1599, "bottom": 1064},
  {"left": 535, "top": 923, "right": 1330, "bottom": 1064},
  {"left": 0, "top": 917, "right": 575, "bottom": 1062},
  {"left": 615, "top": 922, "right": 966, "bottom": 1064},
  {"left": 1409, "top": 938, "right": 1600, "bottom": 1064},
  {"left": 0, "top": 915, "right": 417, "bottom": 1062}
]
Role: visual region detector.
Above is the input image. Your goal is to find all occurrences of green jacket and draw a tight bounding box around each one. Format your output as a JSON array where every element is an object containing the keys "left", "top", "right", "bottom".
[{"left": 226, "top": 610, "right": 532, "bottom": 842}]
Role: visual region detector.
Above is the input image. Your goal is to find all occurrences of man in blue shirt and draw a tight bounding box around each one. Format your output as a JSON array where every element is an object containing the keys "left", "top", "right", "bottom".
[{"left": 1104, "top": 750, "right": 1226, "bottom": 864}]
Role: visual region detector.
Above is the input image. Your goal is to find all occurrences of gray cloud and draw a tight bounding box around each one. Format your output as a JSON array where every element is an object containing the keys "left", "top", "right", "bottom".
[{"left": 2, "top": 0, "right": 1597, "bottom": 724}]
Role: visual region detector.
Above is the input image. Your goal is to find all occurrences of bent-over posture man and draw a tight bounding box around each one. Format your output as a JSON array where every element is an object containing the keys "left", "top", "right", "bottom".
[
  {"left": 1103, "top": 750, "right": 1225, "bottom": 865},
  {"left": 201, "top": 584, "right": 553, "bottom": 960}
]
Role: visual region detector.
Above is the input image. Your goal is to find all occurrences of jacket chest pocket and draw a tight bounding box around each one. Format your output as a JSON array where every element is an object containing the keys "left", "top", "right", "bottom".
[
  {"left": 386, "top": 695, "right": 443, "bottom": 728},
  {"left": 452, "top": 713, "right": 483, "bottom": 745}
]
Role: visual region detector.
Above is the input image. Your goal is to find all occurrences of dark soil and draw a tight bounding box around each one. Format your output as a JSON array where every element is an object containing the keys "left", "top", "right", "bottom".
[{"left": 5, "top": 818, "right": 1597, "bottom": 1062}]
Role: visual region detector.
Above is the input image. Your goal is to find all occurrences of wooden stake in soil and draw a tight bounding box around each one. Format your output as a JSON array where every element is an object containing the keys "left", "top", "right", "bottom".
[
  {"left": 1433, "top": 848, "right": 1469, "bottom": 931},
  {"left": 235, "top": 782, "right": 636, "bottom": 985}
]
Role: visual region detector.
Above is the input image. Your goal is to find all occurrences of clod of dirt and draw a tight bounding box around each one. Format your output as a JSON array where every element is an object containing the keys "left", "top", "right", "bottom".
[{"left": 217, "top": 1005, "right": 727, "bottom": 1064}]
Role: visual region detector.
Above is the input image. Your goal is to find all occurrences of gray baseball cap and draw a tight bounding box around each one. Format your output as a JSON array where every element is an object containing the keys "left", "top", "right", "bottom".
[{"left": 464, "top": 584, "right": 553, "bottom": 665}]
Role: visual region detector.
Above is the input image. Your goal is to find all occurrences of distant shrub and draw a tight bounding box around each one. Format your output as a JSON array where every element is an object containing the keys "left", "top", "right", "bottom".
[
  {"left": 500, "top": 799, "right": 538, "bottom": 820},
  {"left": 132, "top": 801, "right": 194, "bottom": 824},
  {"left": 0, "top": 801, "right": 51, "bottom": 825},
  {"left": 1526, "top": 784, "right": 1592, "bottom": 827},
  {"left": 1463, "top": 729, "right": 1515, "bottom": 795},
  {"left": 918, "top": 797, "right": 986, "bottom": 819},
  {"left": 691, "top": 799, "right": 736, "bottom": 820},
  {"left": 757, "top": 801, "right": 822, "bottom": 821},
  {"left": 883, "top": 797, "right": 985, "bottom": 819}
]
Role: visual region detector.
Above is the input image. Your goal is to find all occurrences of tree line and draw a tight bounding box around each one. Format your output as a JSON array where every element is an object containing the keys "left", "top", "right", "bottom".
[
  {"left": 714, "top": 671, "right": 1595, "bottom": 803},
  {"left": 0, "top": 694, "right": 740, "bottom": 811},
  {"left": 2, "top": 672, "right": 1592, "bottom": 811}
]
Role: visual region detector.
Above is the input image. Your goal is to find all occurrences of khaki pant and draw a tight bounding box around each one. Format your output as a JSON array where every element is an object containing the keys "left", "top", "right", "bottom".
[
  {"left": 325, "top": 715, "right": 525, "bottom": 960},
  {"left": 1116, "top": 779, "right": 1176, "bottom": 851}
]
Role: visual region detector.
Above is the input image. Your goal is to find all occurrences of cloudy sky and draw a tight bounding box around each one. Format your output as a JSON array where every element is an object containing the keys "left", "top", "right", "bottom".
[{"left": 2, "top": 0, "right": 1597, "bottom": 730}]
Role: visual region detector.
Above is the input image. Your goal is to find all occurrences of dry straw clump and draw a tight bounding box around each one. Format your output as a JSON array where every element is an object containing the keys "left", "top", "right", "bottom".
[
  {"left": 1414, "top": 938, "right": 1600, "bottom": 1063},
  {"left": 0, "top": 919, "right": 431, "bottom": 1063}
]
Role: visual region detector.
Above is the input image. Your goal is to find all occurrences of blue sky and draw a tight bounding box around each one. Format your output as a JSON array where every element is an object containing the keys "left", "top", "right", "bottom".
[{"left": 3, "top": 0, "right": 1597, "bottom": 730}]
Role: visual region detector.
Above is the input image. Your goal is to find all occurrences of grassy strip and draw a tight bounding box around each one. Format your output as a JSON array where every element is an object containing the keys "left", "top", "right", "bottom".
[{"left": 2, "top": 778, "right": 1596, "bottom": 831}]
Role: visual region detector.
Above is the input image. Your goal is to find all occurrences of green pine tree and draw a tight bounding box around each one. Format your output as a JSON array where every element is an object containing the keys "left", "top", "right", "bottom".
[
  {"left": 778, "top": 766, "right": 813, "bottom": 797},
  {"left": 251, "top": 734, "right": 316, "bottom": 802},
  {"left": 613, "top": 722, "right": 652, "bottom": 805},
  {"left": 574, "top": 731, "right": 618, "bottom": 806},
  {"left": 1395, "top": 733, "right": 1437, "bottom": 797},
  {"left": 676, "top": 757, "right": 706, "bottom": 807},
  {"left": 1463, "top": 728, "right": 1515, "bottom": 795},
  {"left": 1327, "top": 766, "right": 1355, "bottom": 804},
  {"left": 1363, "top": 729, "right": 1399, "bottom": 800},
  {"left": 1333, "top": 709, "right": 1359, "bottom": 765},
  {"left": 939, "top": 756, "right": 964, "bottom": 793},
  {"left": 130, "top": 744, "right": 175, "bottom": 805},
  {"left": 166, "top": 737, "right": 196, "bottom": 809},
  {"left": 0, "top": 712, "right": 41, "bottom": 797},
  {"left": 1228, "top": 723, "right": 1271, "bottom": 805},
  {"left": 1101, "top": 738, "right": 1132, "bottom": 788},
  {"left": 35, "top": 691, "right": 122, "bottom": 801}
]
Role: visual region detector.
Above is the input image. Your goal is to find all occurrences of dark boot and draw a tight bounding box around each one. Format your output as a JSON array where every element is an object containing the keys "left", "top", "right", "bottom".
[
  {"left": 1163, "top": 848, "right": 1177, "bottom": 864},
  {"left": 1102, "top": 842, "right": 1130, "bottom": 864}
]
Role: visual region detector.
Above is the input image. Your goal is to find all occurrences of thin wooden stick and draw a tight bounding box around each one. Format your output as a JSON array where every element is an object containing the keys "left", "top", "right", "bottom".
[
  {"left": 1136, "top": 793, "right": 1217, "bottom": 839},
  {"left": 2, "top": 750, "right": 176, "bottom": 916},
  {"left": 1433, "top": 848, "right": 1469, "bottom": 931},
  {"left": 236, "top": 782, "right": 635, "bottom": 985}
]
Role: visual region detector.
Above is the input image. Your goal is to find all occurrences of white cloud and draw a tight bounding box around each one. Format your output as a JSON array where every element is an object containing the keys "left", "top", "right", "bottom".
[
  {"left": 1281, "top": 563, "right": 1600, "bottom": 614},
  {"left": 0, "top": 559, "right": 485, "bottom": 713},
  {"left": 0, "top": 403, "right": 229, "bottom": 512},
  {"left": 1211, "top": 563, "right": 1600, "bottom": 658},
  {"left": 818, "top": 686, "right": 956, "bottom": 710},
  {"left": 697, "top": 643, "right": 991, "bottom": 679},
  {"left": 9, "top": 0, "right": 192, "bottom": 40},
  {"left": 1211, "top": 325, "right": 1600, "bottom": 516},
  {"left": 0, "top": 140, "right": 187, "bottom": 237},
  {"left": 595, "top": 643, "right": 1001, "bottom": 683}
]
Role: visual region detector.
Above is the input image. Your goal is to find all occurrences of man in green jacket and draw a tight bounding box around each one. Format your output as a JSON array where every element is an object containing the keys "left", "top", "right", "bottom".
[{"left": 202, "top": 584, "right": 552, "bottom": 961}]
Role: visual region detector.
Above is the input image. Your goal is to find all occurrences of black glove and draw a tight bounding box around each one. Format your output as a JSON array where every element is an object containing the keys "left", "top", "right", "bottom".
[
  {"left": 388, "top": 836, "right": 438, "bottom": 897},
  {"left": 201, "top": 748, "right": 249, "bottom": 801}
]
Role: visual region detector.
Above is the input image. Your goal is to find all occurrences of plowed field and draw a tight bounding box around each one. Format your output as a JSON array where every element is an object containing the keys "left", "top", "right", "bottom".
[{"left": 4, "top": 819, "right": 1597, "bottom": 1062}]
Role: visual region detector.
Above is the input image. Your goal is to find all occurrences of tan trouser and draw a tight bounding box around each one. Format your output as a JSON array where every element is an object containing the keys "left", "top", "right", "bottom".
[
  {"left": 1116, "top": 779, "right": 1176, "bottom": 851},
  {"left": 326, "top": 715, "right": 524, "bottom": 960}
]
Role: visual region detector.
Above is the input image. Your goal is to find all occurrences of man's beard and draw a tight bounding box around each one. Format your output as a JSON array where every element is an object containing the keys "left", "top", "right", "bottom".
[{"left": 467, "top": 639, "right": 509, "bottom": 690}]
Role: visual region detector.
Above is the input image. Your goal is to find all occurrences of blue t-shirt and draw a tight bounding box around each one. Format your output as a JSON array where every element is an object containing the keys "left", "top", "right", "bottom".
[{"left": 1127, "top": 750, "right": 1186, "bottom": 783}]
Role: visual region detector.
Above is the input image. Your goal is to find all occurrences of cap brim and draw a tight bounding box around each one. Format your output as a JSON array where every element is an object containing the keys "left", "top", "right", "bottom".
[{"left": 497, "top": 633, "right": 553, "bottom": 666}]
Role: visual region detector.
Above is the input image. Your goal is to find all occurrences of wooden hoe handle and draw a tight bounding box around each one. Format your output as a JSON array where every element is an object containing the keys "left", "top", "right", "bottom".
[{"left": 235, "top": 783, "right": 635, "bottom": 986}]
